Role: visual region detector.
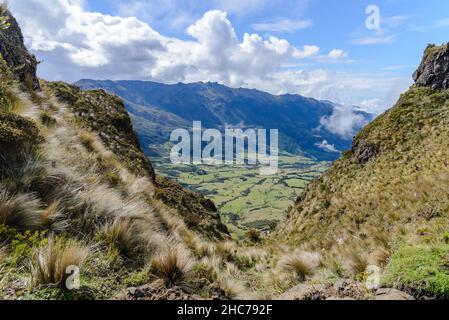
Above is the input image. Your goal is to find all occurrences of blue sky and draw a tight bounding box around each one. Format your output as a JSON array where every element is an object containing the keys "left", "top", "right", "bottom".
[{"left": 9, "top": 0, "right": 449, "bottom": 113}]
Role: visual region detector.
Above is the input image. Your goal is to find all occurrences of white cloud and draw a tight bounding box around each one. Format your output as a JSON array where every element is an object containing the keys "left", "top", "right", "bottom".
[
  {"left": 315, "top": 140, "right": 339, "bottom": 153},
  {"left": 327, "top": 49, "right": 347, "bottom": 59},
  {"left": 252, "top": 18, "right": 312, "bottom": 32},
  {"left": 319, "top": 105, "right": 369, "bottom": 139}
]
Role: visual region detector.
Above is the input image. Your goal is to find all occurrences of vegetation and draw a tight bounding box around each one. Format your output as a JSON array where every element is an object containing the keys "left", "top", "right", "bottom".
[{"left": 383, "top": 243, "right": 449, "bottom": 298}]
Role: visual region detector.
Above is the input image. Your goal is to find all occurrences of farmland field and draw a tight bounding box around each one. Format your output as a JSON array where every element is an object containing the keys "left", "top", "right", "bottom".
[{"left": 152, "top": 154, "right": 329, "bottom": 239}]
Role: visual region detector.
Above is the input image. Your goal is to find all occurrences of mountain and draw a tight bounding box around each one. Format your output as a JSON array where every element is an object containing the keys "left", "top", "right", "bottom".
[
  {"left": 2, "top": 6, "right": 445, "bottom": 301},
  {"left": 75, "top": 79, "right": 373, "bottom": 161},
  {"left": 273, "top": 43, "right": 449, "bottom": 299}
]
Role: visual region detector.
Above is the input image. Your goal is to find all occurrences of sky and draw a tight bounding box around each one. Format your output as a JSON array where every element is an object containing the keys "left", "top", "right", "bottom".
[{"left": 8, "top": 0, "right": 449, "bottom": 115}]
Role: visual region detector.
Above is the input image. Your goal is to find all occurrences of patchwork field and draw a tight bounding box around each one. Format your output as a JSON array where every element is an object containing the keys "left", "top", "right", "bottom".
[{"left": 153, "top": 154, "right": 329, "bottom": 239}]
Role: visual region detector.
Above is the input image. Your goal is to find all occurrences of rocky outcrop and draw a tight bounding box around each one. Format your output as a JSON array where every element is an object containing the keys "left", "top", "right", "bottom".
[
  {"left": 413, "top": 43, "right": 449, "bottom": 90},
  {"left": 155, "top": 176, "right": 229, "bottom": 240},
  {"left": 351, "top": 138, "right": 379, "bottom": 164},
  {"left": 45, "top": 81, "right": 156, "bottom": 181},
  {"left": 0, "top": 8, "right": 39, "bottom": 90}
]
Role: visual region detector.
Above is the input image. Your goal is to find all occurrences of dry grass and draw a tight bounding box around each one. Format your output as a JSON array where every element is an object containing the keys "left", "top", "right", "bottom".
[
  {"left": 29, "top": 237, "right": 90, "bottom": 289},
  {"left": 79, "top": 131, "right": 96, "bottom": 152},
  {"left": 341, "top": 247, "right": 369, "bottom": 276},
  {"left": 277, "top": 250, "right": 321, "bottom": 281},
  {"left": 217, "top": 274, "right": 251, "bottom": 300},
  {"left": 101, "top": 217, "right": 140, "bottom": 260},
  {"left": 40, "top": 201, "right": 67, "bottom": 233},
  {"left": 0, "top": 189, "right": 43, "bottom": 231},
  {"left": 150, "top": 246, "right": 194, "bottom": 288},
  {"left": 216, "top": 241, "right": 238, "bottom": 261}
]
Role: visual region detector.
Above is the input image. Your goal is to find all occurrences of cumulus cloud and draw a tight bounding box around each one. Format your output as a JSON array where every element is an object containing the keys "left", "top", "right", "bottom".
[
  {"left": 319, "top": 105, "right": 370, "bottom": 139},
  {"left": 10, "top": 1, "right": 333, "bottom": 87}
]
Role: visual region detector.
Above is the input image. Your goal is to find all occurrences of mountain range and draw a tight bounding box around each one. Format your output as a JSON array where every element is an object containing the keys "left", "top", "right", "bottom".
[{"left": 76, "top": 79, "right": 373, "bottom": 161}]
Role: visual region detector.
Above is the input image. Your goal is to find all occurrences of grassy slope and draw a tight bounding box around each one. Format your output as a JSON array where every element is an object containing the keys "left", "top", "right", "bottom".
[{"left": 274, "top": 85, "right": 449, "bottom": 297}]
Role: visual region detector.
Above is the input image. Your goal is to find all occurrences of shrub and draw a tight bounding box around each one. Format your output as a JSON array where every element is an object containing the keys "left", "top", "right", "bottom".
[
  {"left": 39, "top": 110, "right": 57, "bottom": 127},
  {"left": 245, "top": 229, "right": 261, "bottom": 243},
  {"left": 29, "top": 237, "right": 90, "bottom": 290},
  {"left": 9, "top": 229, "right": 48, "bottom": 265}
]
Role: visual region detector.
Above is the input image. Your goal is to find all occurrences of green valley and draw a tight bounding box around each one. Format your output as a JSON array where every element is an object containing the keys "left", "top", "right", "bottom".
[{"left": 152, "top": 154, "right": 329, "bottom": 239}]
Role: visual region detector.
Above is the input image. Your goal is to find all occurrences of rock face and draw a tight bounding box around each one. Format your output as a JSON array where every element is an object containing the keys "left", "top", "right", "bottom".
[
  {"left": 413, "top": 43, "right": 449, "bottom": 90},
  {"left": 352, "top": 138, "right": 379, "bottom": 164},
  {"left": 155, "top": 176, "right": 229, "bottom": 240},
  {"left": 0, "top": 8, "right": 39, "bottom": 90}
]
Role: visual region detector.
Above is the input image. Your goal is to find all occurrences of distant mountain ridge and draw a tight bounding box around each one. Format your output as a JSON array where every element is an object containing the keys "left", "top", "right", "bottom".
[{"left": 76, "top": 79, "right": 373, "bottom": 161}]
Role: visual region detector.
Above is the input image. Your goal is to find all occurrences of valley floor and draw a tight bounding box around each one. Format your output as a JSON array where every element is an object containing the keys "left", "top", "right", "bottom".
[{"left": 152, "top": 155, "right": 329, "bottom": 239}]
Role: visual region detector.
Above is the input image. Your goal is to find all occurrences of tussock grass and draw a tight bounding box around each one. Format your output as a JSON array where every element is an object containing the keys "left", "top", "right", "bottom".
[
  {"left": 100, "top": 217, "right": 141, "bottom": 260},
  {"left": 216, "top": 273, "right": 251, "bottom": 300},
  {"left": 0, "top": 189, "right": 43, "bottom": 231},
  {"left": 150, "top": 246, "right": 194, "bottom": 288},
  {"left": 79, "top": 131, "right": 96, "bottom": 152},
  {"left": 40, "top": 201, "right": 67, "bottom": 233},
  {"left": 341, "top": 246, "right": 369, "bottom": 276},
  {"left": 29, "top": 237, "right": 90, "bottom": 289},
  {"left": 277, "top": 250, "right": 321, "bottom": 281}
]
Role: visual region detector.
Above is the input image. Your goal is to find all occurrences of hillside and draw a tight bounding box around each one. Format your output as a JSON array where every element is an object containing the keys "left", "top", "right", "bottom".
[
  {"left": 273, "top": 43, "right": 449, "bottom": 298},
  {"left": 1, "top": 8, "right": 256, "bottom": 300},
  {"left": 76, "top": 79, "right": 372, "bottom": 161}
]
